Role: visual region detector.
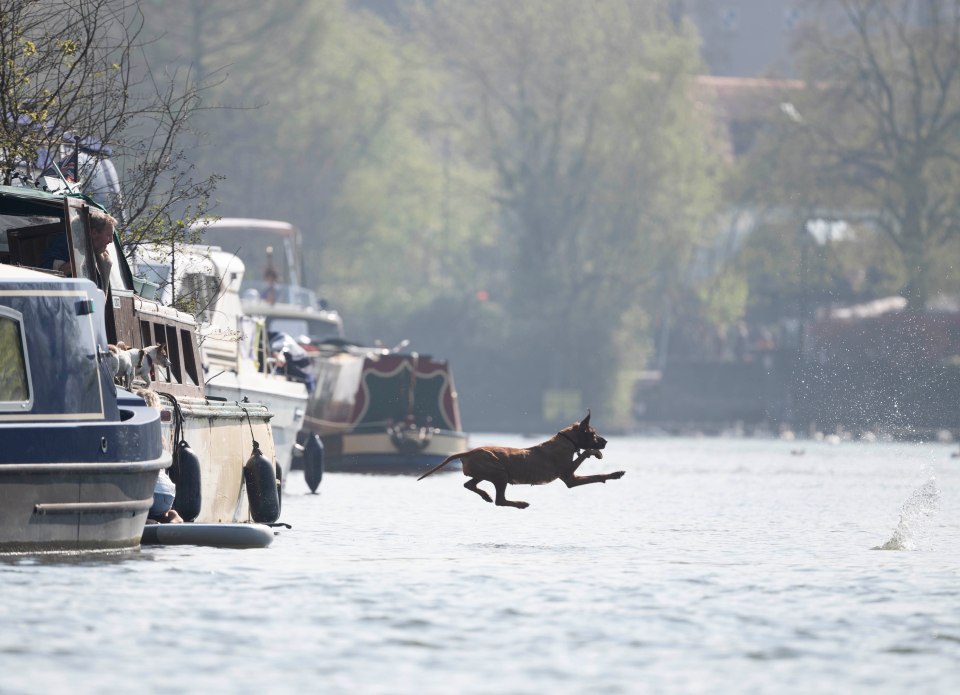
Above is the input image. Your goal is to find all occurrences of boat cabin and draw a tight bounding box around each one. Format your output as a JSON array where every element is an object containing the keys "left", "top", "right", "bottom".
[
  {"left": 187, "top": 217, "right": 345, "bottom": 347},
  {"left": 0, "top": 185, "right": 204, "bottom": 399}
]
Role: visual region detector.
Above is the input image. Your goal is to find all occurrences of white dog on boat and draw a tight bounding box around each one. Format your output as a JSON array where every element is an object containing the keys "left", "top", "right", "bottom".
[{"left": 108, "top": 342, "right": 170, "bottom": 389}]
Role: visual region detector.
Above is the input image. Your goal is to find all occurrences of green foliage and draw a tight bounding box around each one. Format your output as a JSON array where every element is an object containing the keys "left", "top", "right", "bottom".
[
  {"left": 413, "top": 0, "right": 720, "bottom": 423},
  {"left": 697, "top": 269, "right": 749, "bottom": 331},
  {"left": 784, "top": 0, "right": 960, "bottom": 309},
  {"left": 133, "top": 0, "right": 722, "bottom": 429},
  {"left": 0, "top": 0, "right": 220, "bottom": 272},
  {"left": 140, "top": 0, "right": 499, "bottom": 329}
]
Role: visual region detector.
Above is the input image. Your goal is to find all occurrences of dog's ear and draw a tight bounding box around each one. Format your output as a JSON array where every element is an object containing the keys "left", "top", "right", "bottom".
[{"left": 580, "top": 409, "right": 591, "bottom": 429}]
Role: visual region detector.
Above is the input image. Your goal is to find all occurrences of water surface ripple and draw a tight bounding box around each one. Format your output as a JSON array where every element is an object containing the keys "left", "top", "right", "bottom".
[{"left": 2, "top": 435, "right": 958, "bottom": 694}]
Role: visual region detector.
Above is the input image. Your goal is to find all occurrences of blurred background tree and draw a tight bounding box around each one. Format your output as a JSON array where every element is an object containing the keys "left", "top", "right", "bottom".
[
  {"left": 783, "top": 0, "right": 960, "bottom": 310},
  {"left": 0, "top": 0, "right": 219, "bottom": 256},
  {"left": 134, "top": 0, "right": 720, "bottom": 429},
  {"left": 412, "top": 0, "right": 720, "bottom": 427}
]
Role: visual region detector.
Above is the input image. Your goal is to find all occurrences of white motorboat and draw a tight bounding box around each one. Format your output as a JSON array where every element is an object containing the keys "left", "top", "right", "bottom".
[{"left": 135, "top": 243, "right": 309, "bottom": 488}]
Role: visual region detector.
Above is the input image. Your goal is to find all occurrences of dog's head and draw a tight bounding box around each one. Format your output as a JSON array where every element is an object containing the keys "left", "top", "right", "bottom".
[
  {"left": 151, "top": 343, "right": 171, "bottom": 368},
  {"left": 562, "top": 410, "right": 607, "bottom": 450}
]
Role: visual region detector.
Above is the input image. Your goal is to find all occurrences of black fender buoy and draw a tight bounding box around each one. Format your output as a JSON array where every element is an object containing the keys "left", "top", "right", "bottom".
[
  {"left": 170, "top": 440, "right": 202, "bottom": 522},
  {"left": 244, "top": 442, "right": 281, "bottom": 523},
  {"left": 303, "top": 433, "right": 324, "bottom": 494},
  {"left": 275, "top": 461, "right": 282, "bottom": 516}
]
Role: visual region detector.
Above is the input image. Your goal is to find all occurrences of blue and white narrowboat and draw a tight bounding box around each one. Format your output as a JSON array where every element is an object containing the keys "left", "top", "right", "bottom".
[{"left": 0, "top": 265, "right": 168, "bottom": 552}]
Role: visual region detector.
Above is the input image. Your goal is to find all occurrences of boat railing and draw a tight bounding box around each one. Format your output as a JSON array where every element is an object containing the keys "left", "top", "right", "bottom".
[{"left": 242, "top": 281, "right": 317, "bottom": 309}]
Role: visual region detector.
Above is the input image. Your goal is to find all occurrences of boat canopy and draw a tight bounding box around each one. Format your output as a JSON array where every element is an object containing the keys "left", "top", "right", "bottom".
[{"left": 310, "top": 351, "right": 462, "bottom": 433}]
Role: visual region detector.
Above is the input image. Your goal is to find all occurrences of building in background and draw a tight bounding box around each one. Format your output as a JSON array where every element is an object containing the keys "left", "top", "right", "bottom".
[{"left": 673, "top": 0, "right": 801, "bottom": 77}]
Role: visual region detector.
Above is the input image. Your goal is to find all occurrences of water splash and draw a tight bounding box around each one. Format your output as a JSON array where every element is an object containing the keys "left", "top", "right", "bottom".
[{"left": 874, "top": 471, "right": 941, "bottom": 551}]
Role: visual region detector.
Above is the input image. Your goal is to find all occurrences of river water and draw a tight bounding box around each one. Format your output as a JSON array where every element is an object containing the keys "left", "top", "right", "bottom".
[{"left": 1, "top": 434, "right": 958, "bottom": 694}]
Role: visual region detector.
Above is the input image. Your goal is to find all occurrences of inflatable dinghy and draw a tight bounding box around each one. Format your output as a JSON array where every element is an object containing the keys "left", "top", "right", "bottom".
[{"left": 141, "top": 523, "right": 275, "bottom": 548}]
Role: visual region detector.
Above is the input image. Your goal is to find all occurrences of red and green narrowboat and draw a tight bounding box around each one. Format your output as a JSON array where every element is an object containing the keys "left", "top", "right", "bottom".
[{"left": 303, "top": 343, "right": 468, "bottom": 474}]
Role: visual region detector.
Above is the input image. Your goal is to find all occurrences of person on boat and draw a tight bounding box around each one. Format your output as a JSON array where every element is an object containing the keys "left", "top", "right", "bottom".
[
  {"left": 147, "top": 469, "right": 183, "bottom": 524},
  {"left": 42, "top": 207, "right": 117, "bottom": 294},
  {"left": 267, "top": 330, "right": 315, "bottom": 393},
  {"left": 135, "top": 388, "right": 183, "bottom": 524},
  {"left": 263, "top": 266, "right": 279, "bottom": 305},
  {"left": 88, "top": 208, "right": 116, "bottom": 294},
  {"left": 41, "top": 232, "right": 71, "bottom": 274}
]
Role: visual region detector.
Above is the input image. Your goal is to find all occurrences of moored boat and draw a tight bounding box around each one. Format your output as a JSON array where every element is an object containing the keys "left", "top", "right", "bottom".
[
  {"left": 188, "top": 216, "right": 470, "bottom": 475},
  {"left": 193, "top": 217, "right": 343, "bottom": 489},
  {"left": 134, "top": 242, "right": 308, "bottom": 491},
  {"left": 193, "top": 217, "right": 344, "bottom": 347},
  {"left": 304, "top": 341, "right": 469, "bottom": 474},
  {"left": 0, "top": 265, "right": 169, "bottom": 553},
  {"left": 0, "top": 185, "right": 283, "bottom": 542}
]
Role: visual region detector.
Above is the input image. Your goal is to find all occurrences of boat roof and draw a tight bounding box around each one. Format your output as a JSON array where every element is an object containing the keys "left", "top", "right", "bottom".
[
  {"left": 0, "top": 265, "right": 92, "bottom": 290},
  {"left": 0, "top": 183, "right": 66, "bottom": 203},
  {"left": 136, "top": 243, "right": 246, "bottom": 292},
  {"left": 0, "top": 184, "right": 74, "bottom": 215},
  {"left": 242, "top": 299, "right": 338, "bottom": 320},
  {"left": 0, "top": 183, "right": 105, "bottom": 217},
  {"left": 193, "top": 217, "right": 297, "bottom": 236},
  {"left": 0, "top": 264, "right": 58, "bottom": 282}
]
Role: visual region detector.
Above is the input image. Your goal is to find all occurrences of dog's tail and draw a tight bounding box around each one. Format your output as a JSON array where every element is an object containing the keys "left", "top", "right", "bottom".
[{"left": 417, "top": 451, "right": 471, "bottom": 481}]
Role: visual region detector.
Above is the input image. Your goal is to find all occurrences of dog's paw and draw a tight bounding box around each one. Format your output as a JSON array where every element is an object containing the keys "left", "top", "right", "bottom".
[{"left": 586, "top": 449, "right": 603, "bottom": 459}]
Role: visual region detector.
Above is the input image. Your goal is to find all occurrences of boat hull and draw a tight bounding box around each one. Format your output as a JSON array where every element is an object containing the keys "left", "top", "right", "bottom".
[
  {"left": 204, "top": 375, "right": 306, "bottom": 488},
  {"left": 306, "top": 348, "right": 469, "bottom": 475},
  {"left": 157, "top": 395, "right": 278, "bottom": 524},
  {"left": 0, "top": 401, "right": 170, "bottom": 554},
  {"left": 320, "top": 428, "right": 468, "bottom": 475},
  {"left": 0, "top": 263, "right": 172, "bottom": 553},
  {"left": 0, "top": 459, "right": 167, "bottom": 553}
]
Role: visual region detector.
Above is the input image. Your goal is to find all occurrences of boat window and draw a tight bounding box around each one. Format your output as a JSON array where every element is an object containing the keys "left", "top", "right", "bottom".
[
  {"left": 140, "top": 319, "right": 156, "bottom": 347},
  {"left": 4, "top": 221, "right": 65, "bottom": 270},
  {"left": 177, "top": 271, "right": 221, "bottom": 324},
  {"left": 163, "top": 324, "right": 181, "bottom": 384},
  {"left": 66, "top": 205, "right": 94, "bottom": 282},
  {"left": 0, "top": 307, "right": 32, "bottom": 410},
  {"left": 179, "top": 328, "right": 199, "bottom": 386},
  {"left": 267, "top": 316, "right": 342, "bottom": 345}
]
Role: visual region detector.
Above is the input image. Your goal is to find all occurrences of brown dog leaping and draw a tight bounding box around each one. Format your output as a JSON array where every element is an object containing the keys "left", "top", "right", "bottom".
[{"left": 417, "top": 410, "right": 624, "bottom": 509}]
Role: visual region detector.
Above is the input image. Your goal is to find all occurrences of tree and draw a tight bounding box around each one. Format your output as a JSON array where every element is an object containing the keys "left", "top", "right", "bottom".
[
  {"left": 136, "top": 0, "right": 497, "bottom": 329},
  {"left": 0, "top": 0, "right": 220, "bottom": 265},
  {"left": 790, "top": 0, "right": 960, "bottom": 309},
  {"left": 412, "top": 0, "right": 720, "bottom": 424}
]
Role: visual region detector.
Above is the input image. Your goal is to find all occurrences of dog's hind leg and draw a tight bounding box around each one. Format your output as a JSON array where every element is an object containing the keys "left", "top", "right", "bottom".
[
  {"left": 464, "top": 478, "right": 492, "bottom": 503},
  {"left": 490, "top": 474, "right": 529, "bottom": 509}
]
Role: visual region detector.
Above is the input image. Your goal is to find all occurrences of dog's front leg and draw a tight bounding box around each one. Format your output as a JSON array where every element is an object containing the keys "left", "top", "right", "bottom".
[
  {"left": 560, "top": 470, "right": 625, "bottom": 488},
  {"left": 569, "top": 449, "right": 602, "bottom": 474},
  {"left": 561, "top": 451, "right": 623, "bottom": 488}
]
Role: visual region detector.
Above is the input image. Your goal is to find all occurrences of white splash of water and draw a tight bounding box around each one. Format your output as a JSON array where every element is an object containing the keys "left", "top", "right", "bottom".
[{"left": 874, "top": 471, "right": 941, "bottom": 551}]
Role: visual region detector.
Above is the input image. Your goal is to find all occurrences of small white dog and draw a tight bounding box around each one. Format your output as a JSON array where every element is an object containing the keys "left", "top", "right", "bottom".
[
  {"left": 105, "top": 342, "right": 124, "bottom": 381},
  {"left": 108, "top": 342, "right": 170, "bottom": 389}
]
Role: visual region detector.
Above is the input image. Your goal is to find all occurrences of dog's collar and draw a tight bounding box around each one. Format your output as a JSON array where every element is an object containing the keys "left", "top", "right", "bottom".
[
  {"left": 558, "top": 431, "right": 580, "bottom": 451},
  {"left": 139, "top": 348, "right": 157, "bottom": 379}
]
